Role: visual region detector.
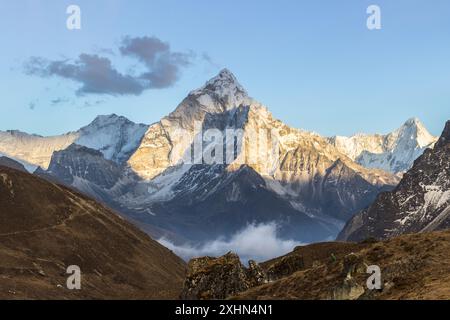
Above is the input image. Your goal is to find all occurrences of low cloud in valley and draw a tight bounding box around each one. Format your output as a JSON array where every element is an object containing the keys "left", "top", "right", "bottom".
[{"left": 158, "top": 222, "right": 304, "bottom": 263}]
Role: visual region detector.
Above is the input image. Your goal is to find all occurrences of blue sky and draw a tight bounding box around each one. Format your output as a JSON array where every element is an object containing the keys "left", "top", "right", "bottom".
[{"left": 0, "top": 0, "right": 449, "bottom": 137}]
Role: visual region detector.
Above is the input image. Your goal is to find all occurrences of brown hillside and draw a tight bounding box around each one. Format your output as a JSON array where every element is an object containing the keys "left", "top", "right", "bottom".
[
  {"left": 0, "top": 166, "right": 186, "bottom": 299},
  {"left": 235, "top": 230, "right": 450, "bottom": 300}
]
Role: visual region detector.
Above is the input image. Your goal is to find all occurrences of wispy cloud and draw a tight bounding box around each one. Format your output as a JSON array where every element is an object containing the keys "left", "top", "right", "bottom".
[
  {"left": 24, "top": 36, "right": 195, "bottom": 97},
  {"left": 158, "top": 222, "right": 304, "bottom": 263},
  {"left": 120, "top": 36, "right": 193, "bottom": 89}
]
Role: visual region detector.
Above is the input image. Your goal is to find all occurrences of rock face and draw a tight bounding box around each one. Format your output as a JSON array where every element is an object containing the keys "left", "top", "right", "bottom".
[
  {"left": 328, "top": 118, "right": 437, "bottom": 174},
  {"left": 48, "top": 144, "right": 122, "bottom": 189},
  {"left": 45, "top": 143, "right": 131, "bottom": 205},
  {"left": 0, "top": 166, "right": 186, "bottom": 299},
  {"left": 180, "top": 252, "right": 267, "bottom": 300},
  {"left": 338, "top": 120, "right": 450, "bottom": 242}
]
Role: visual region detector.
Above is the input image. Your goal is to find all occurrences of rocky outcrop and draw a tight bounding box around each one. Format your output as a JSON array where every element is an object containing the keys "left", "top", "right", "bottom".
[
  {"left": 180, "top": 252, "right": 267, "bottom": 300},
  {"left": 329, "top": 253, "right": 366, "bottom": 300}
]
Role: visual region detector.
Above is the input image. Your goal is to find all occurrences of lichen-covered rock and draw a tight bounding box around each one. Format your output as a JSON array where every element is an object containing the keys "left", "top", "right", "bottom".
[
  {"left": 329, "top": 253, "right": 367, "bottom": 300},
  {"left": 247, "top": 260, "right": 268, "bottom": 287},
  {"left": 330, "top": 279, "right": 365, "bottom": 300},
  {"left": 180, "top": 252, "right": 250, "bottom": 300},
  {"left": 180, "top": 252, "right": 268, "bottom": 300},
  {"left": 341, "top": 252, "right": 366, "bottom": 278}
]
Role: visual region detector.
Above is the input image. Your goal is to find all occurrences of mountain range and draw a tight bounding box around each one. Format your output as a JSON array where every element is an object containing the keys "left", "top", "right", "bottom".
[{"left": 0, "top": 69, "right": 442, "bottom": 245}]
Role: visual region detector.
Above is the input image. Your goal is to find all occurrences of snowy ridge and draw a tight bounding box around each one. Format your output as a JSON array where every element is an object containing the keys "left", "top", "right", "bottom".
[
  {"left": 329, "top": 118, "right": 438, "bottom": 173},
  {"left": 77, "top": 114, "right": 148, "bottom": 164},
  {"left": 189, "top": 68, "right": 249, "bottom": 111},
  {"left": 0, "top": 114, "right": 148, "bottom": 169},
  {"left": 0, "top": 130, "right": 78, "bottom": 170}
]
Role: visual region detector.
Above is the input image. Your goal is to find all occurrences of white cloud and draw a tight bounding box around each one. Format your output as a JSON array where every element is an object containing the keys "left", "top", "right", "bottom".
[{"left": 158, "top": 222, "right": 305, "bottom": 263}]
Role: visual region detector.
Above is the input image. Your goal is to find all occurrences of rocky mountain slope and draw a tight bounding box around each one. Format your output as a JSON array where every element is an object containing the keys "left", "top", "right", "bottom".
[
  {"left": 338, "top": 120, "right": 450, "bottom": 242},
  {"left": 182, "top": 229, "right": 450, "bottom": 300},
  {"left": 0, "top": 165, "right": 186, "bottom": 299},
  {"left": 328, "top": 118, "right": 437, "bottom": 174}
]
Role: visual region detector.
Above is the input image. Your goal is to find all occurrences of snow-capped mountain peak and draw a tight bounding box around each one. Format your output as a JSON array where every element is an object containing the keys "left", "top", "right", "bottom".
[
  {"left": 90, "top": 113, "right": 125, "bottom": 125},
  {"left": 76, "top": 115, "right": 149, "bottom": 164},
  {"left": 193, "top": 69, "right": 246, "bottom": 96},
  {"left": 393, "top": 117, "right": 436, "bottom": 149},
  {"left": 188, "top": 69, "right": 250, "bottom": 112},
  {"left": 328, "top": 117, "right": 438, "bottom": 173},
  {"left": 128, "top": 70, "right": 253, "bottom": 180}
]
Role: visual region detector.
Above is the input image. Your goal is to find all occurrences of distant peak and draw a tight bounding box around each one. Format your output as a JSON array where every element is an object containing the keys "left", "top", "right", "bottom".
[
  {"left": 395, "top": 117, "right": 437, "bottom": 148},
  {"left": 217, "top": 68, "right": 237, "bottom": 80},
  {"left": 190, "top": 68, "right": 248, "bottom": 99},
  {"left": 94, "top": 114, "right": 120, "bottom": 121},
  {"left": 206, "top": 68, "right": 242, "bottom": 88},
  {"left": 90, "top": 114, "right": 131, "bottom": 126},
  {"left": 397, "top": 117, "right": 429, "bottom": 133},
  {"left": 403, "top": 117, "right": 422, "bottom": 127}
]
